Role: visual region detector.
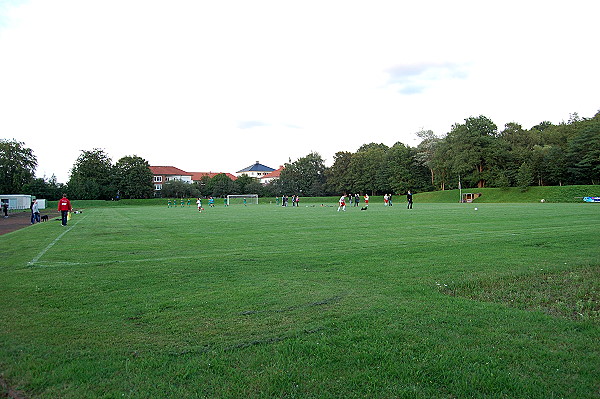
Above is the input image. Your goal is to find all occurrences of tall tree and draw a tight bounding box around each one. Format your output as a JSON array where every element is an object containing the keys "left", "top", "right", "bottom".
[
  {"left": 113, "top": 155, "right": 154, "bottom": 199},
  {"left": 206, "top": 173, "right": 235, "bottom": 197},
  {"left": 429, "top": 137, "right": 452, "bottom": 190},
  {"left": 386, "top": 142, "right": 414, "bottom": 194},
  {"left": 68, "top": 149, "right": 114, "bottom": 200},
  {"left": 324, "top": 151, "right": 353, "bottom": 194},
  {"left": 279, "top": 152, "right": 327, "bottom": 196},
  {"left": 444, "top": 115, "right": 499, "bottom": 188},
  {"left": 349, "top": 145, "right": 388, "bottom": 195},
  {"left": 234, "top": 174, "right": 264, "bottom": 195},
  {"left": 565, "top": 118, "right": 600, "bottom": 185},
  {"left": 415, "top": 129, "right": 441, "bottom": 186},
  {"left": 0, "top": 139, "right": 37, "bottom": 193}
]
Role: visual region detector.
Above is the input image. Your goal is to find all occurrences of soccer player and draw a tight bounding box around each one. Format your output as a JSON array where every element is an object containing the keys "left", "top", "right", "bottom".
[
  {"left": 208, "top": 197, "right": 215, "bottom": 207},
  {"left": 364, "top": 194, "right": 369, "bottom": 207},
  {"left": 196, "top": 198, "right": 203, "bottom": 212},
  {"left": 407, "top": 190, "right": 413, "bottom": 209},
  {"left": 337, "top": 195, "right": 346, "bottom": 212}
]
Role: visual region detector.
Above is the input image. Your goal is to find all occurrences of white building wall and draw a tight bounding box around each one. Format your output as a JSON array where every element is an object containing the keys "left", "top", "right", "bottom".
[{"left": 0, "top": 194, "right": 33, "bottom": 210}]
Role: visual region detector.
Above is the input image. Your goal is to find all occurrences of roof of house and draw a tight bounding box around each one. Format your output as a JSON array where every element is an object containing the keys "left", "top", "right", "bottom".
[
  {"left": 190, "top": 172, "right": 237, "bottom": 181},
  {"left": 236, "top": 161, "right": 275, "bottom": 173},
  {"left": 149, "top": 166, "right": 191, "bottom": 176},
  {"left": 261, "top": 165, "right": 284, "bottom": 179}
]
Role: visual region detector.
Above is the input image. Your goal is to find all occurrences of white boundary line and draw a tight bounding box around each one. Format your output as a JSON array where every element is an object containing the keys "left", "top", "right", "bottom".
[{"left": 28, "top": 215, "right": 86, "bottom": 266}]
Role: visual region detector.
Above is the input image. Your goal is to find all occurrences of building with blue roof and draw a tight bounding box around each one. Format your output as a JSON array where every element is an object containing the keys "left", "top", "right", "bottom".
[{"left": 235, "top": 161, "right": 276, "bottom": 178}]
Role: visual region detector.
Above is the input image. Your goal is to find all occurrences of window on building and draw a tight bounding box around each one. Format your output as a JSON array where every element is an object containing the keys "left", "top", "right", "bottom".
[{"left": 154, "top": 176, "right": 163, "bottom": 182}]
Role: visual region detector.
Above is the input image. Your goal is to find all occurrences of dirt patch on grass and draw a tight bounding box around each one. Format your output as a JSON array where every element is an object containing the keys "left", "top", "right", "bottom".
[
  {"left": 0, "top": 375, "right": 28, "bottom": 399},
  {"left": 439, "top": 266, "right": 600, "bottom": 322}
]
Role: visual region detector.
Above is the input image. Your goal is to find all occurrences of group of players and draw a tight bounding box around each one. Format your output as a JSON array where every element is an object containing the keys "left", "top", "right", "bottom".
[
  {"left": 167, "top": 197, "right": 220, "bottom": 212},
  {"left": 337, "top": 191, "right": 413, "bottom": 211},
  {"left": 337, "top": 194, "right": 369, "bottom": 211},
  {"left": 168, "top": 192, "right": 414, "bottom": 213}
]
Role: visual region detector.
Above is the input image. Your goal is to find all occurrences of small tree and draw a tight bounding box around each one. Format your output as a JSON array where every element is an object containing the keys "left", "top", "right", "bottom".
[
  {"left": 516, "top": 162, "right": 534, "bottom": 192},
  {"left": 161, "top": 180, "right": 199, "bottom": 198},
  {"left": 22, "top": 175, "right": 64, "bottom": 200}
]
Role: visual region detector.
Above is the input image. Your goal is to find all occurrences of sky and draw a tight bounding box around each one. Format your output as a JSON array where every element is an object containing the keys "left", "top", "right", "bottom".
[{"left": 1, "top": 0, "right": 599, "bottom": 183}]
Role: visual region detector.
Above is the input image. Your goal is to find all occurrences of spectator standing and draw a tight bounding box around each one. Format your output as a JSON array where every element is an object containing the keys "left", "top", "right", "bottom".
[
  {"left": 31, "top": 199, "right": 40, "bottom": 224},
  {"left": 57, "top": 194, "right": 72, "bottom": 226}
]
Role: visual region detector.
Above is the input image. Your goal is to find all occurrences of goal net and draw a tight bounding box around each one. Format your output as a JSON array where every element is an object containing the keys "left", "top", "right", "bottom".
[{"left": 226, "top": 194, "right": 259, "bottom": 205}]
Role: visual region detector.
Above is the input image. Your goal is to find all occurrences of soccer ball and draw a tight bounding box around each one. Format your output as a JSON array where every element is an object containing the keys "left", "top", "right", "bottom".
[
  {"left": 474, "top": 207, "right": 478, "bottom": 211},
  {"left": 540, "top": 199, "right": 545, "bottom": 203}
]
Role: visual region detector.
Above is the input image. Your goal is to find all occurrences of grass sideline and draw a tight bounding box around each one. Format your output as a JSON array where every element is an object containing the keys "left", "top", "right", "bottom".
[{"left": 1, "top": 202, "right": 599, "bottom": 398}]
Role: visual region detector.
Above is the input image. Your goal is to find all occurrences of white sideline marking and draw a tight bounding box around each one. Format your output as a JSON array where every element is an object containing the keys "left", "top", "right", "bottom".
[
  {"left": 31, "top": 254, "right": 204, "bottom": 268},
  {"left": 28, "top": 216, "right": 86, "bottom": 266}
]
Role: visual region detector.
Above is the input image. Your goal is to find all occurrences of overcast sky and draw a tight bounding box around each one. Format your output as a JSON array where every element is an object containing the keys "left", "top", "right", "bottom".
[{"left": 1, "top": 0, "right": 598, "bottom": 183}]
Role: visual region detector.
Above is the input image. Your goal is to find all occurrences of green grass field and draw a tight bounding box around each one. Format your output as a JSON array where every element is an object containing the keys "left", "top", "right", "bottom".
[{"left": 1, "top": 201, "right": 599, "bottom": 398}]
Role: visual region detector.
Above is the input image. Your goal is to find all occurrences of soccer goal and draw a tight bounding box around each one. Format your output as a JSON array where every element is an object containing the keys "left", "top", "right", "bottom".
[{"left": 227, "top": 194, "right": 259, "bottom": 205}]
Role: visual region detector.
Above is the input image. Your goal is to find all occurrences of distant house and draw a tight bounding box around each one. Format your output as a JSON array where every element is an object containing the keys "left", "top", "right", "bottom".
[
  {"left": 149, "top": 166, "right": 193, "bottom": 193},
  {"left": 260, "top": 165, "right": 284, "bottom": 185},
  {"left": 236, "top": 161, "right": 275, "bottom": 178}
]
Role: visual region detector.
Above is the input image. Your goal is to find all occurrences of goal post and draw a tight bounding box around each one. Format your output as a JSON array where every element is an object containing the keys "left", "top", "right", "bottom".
[{"left": 226, "top": 194, "right": 259, "bottom": 205}]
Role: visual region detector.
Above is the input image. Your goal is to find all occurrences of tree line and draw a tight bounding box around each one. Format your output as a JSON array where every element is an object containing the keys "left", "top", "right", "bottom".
[{"left": 2, "top": 110, "right": 598, "bottom": 200}]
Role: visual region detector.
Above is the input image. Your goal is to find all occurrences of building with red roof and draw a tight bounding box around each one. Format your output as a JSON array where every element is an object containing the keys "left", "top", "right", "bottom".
[
  {"left": 149, "top": 166, "right": 237, "bottom": 196},
  {"left": 190, "top": 172, "right": 237, "bottom": 182},
  {"left": 260, "top": 165, "right": 284, "bottom": 185},
  {"left": 149, "top": 166, "right": 193, "bottom": 193}
]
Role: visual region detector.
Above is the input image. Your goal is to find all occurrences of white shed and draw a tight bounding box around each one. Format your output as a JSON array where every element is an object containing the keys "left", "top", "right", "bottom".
[{"left": 0, "top": 194, "right": 33, "bottom": 211}]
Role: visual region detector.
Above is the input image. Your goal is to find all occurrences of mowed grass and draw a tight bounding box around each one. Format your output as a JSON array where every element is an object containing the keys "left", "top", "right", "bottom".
[{"left": 1, "top": 202, "right": 599, "bottom": 398}]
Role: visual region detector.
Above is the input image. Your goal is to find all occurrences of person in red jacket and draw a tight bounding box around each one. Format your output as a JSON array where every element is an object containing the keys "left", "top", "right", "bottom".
[{"left": 57, "top": 194, "right": 72, "bottom": 226}]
